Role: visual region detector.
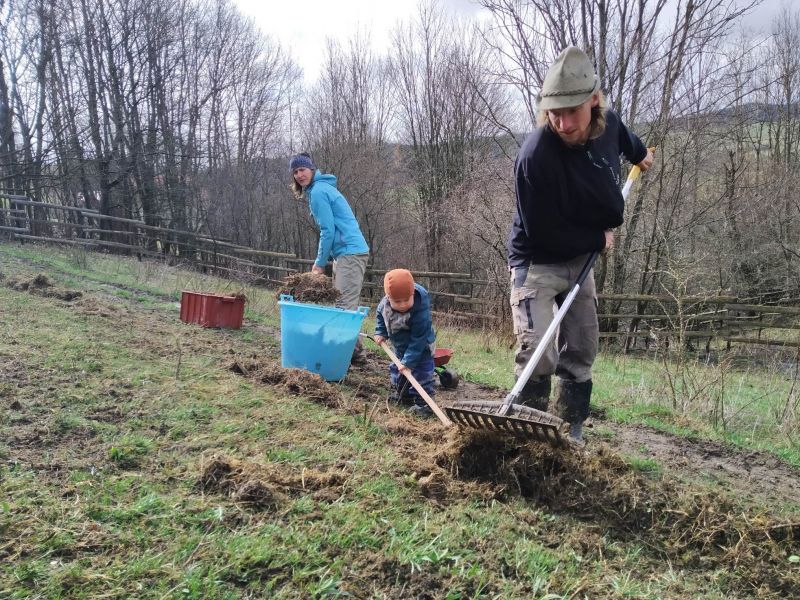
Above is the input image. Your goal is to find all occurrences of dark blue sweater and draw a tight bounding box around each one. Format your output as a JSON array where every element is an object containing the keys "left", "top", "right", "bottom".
[{"left": 508, "top": 110, "right": 647, "bottom": 267}]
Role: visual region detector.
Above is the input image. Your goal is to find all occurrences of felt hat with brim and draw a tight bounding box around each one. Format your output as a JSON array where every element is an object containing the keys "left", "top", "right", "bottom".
[{"left": 538, "top": 46, "right": 599, "bottom": 111}]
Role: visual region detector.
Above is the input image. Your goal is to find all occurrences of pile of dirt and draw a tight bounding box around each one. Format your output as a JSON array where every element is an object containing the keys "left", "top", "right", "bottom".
[
  {"left": 276, "top": 272, "right": 340, "bottom": 304},
  {"left": 229, "top": 357, "right": 344, "bottom": 407},
  {"left": 5, "top": 273, "right": 82, "bottom": 301},
  {"left": 430, "top": 429, "right": 800, "bottom": 596},
  {"left": 7, "top": 273, "right": 53, "bottom": 292},
  {"left": 198, "top": 453, "right": 348, "bottom": 509}
]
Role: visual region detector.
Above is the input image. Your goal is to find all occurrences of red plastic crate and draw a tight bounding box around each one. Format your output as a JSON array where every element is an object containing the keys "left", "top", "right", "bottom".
[{"left": 180, "top": 291, "right": 245, "bottom": 329}]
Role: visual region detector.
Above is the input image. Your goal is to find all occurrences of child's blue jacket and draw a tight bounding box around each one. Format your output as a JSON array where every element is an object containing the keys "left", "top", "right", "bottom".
[{"left": 376, "top": 283, "right": 436, "bottom": 368}]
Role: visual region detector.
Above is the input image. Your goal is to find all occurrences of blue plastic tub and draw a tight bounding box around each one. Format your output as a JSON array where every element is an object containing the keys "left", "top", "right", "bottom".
[{"left": 278, "top": 294, "right": 369, "bottom": 381}]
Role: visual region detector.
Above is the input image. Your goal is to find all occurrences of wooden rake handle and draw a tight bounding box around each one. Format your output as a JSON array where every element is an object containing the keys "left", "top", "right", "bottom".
[{"left": 361, "top": 334, "right": 452, "bottom": 427}]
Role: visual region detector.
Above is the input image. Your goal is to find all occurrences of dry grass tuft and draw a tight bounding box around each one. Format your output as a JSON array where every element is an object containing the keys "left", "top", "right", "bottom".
[
  {"left": 276, "top": 272, "right": 340, "bottom": 304},
  {"left": 5, "top": 272, "right": 82, "bottom": 300},
  {"left": 198, "top": 453, "right": 349, "bottom": 511},
  {"left": 229, "top": 358, "right": 344, "bottom": 407}
]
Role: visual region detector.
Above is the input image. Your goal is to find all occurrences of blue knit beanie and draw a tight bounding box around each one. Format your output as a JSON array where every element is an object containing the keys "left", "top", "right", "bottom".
[{"left": 289, "top": 152, "right": 315, "bottom": 172}]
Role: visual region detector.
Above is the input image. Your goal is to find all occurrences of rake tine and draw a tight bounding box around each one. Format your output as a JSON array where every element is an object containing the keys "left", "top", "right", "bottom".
[{"left": 444, "top": 403, "right": 571, "bottom": 447}]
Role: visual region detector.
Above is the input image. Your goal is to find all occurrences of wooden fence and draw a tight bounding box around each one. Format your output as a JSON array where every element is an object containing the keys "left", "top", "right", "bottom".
[
  {"left": 2, "top": 192, "right": 799, "bottom": 350},
  {"left": 595, "top": 294, "right": 800, "bottom": 350},
  {"left": 0, "top": 193, "right": 485, "bottom": 318}
]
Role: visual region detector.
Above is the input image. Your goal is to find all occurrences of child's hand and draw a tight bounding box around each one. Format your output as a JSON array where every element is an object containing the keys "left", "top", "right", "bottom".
[{"left": 374, "top": 335, "right": 386, "bottom": 346}]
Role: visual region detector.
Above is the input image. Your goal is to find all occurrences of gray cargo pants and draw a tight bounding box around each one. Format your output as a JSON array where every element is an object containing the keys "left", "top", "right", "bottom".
[
  {"left": 510, "top": 253, "right": 598, "bottom": 383},
  {"left": 332, "top": 253, "right": 369, "bottom": 310},
  {"left": 333, "top": 253, "right": 369, "bottom": 359}
]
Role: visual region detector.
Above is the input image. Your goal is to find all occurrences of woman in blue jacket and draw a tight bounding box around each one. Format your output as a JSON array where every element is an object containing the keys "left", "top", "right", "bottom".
[{"left": 290, "top": 152, "right": 370, "bottom": 361}]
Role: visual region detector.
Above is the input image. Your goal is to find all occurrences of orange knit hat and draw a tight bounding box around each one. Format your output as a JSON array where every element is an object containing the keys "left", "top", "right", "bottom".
[{"left": 384, "top": 269, "right": 415, "bottom": 302}]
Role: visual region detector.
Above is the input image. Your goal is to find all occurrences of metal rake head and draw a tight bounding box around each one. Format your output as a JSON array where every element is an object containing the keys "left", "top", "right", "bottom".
[{"left": 444, "top": 401, "right": 571, "bottom": 447}]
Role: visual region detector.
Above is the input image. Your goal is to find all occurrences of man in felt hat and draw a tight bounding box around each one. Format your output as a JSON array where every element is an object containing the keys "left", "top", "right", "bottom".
[{"left": 507, "top": 46, "right": 654, "bottom": 442}]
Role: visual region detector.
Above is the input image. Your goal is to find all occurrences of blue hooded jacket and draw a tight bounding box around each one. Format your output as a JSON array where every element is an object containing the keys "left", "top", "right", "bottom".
[
  {"left": 306, "top": 171, "right": 369, "bottom": 268},
  {"left": 375, "top": 283, "right": 436, "bottom": 368}
]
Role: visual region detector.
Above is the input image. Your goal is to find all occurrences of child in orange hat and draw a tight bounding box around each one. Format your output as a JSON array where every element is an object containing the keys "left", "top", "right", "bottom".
[{"left": 374, "top": 269, "right": 437, "bottom": 417}]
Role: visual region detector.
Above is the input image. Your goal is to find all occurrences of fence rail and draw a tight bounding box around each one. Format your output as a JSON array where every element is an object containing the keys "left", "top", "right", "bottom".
[{"left": 2, "top": 192, "right": 799, "bottom": 350}]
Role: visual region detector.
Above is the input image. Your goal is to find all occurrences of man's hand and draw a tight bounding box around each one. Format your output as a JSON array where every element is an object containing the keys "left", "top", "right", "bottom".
[
  {"left": 604, "top": 230, "right": 615, "bottom": 252},
  {"left": 638, "top": 148, "right": 655, "bottom": 172},
  {"left": 374, "top": 335, "right": 386, "bottom": 346},
  {"left": 311, "top": 264, "right": 324, "bottom": 275}
]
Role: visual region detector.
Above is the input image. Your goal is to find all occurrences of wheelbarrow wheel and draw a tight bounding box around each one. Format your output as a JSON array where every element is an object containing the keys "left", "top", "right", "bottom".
[{"left": 438, "top": 368, "right": 459, "bottom": 389}]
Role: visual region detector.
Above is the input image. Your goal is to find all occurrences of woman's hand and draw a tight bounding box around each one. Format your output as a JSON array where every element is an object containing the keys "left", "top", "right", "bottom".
[{"left": 311, "top": 264, "right": 324, "bottom": 275}]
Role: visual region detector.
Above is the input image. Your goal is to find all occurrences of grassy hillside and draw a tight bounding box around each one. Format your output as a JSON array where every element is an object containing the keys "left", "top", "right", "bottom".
[{"left": 1, "top": 243, "right": 798, "bottom": 599}]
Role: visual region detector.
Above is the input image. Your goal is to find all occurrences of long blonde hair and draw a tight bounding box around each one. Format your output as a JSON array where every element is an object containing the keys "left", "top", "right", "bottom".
[
  {"left": 290, "top": 179, "right": 305, "bottom": 200},
  {"left": 536, "top": 90, "right": 608, "bottom": 140}
]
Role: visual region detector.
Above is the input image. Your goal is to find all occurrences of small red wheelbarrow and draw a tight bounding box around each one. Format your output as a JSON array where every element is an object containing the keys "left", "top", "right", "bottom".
[{"left": 433, "top": 348, "right": 459, "bottom": 389}]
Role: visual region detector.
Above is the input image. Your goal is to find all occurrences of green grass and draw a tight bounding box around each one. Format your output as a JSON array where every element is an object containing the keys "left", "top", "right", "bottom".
[
  {"left": 0, "top": 242, "right": 797, "bottom": 598},
  {"left": 1, "top": 241, "right": 797, "bottom": 466},
  {"left": 427, "top": 319, "right": 800, "bottom": 464},
  {"left": 594, "top": 353, "right": 800, "bottom": 464},
  {"left": 626, "top": 456, "right": 663, "bottom": 475},
  {"left": 435, "top": 327, "right": 516, "bottom": 389}
]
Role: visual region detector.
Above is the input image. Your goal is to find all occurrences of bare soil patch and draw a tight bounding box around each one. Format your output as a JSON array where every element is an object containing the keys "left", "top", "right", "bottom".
[{"left": 602, "top": 420, "right": 800, "bottom": 508}]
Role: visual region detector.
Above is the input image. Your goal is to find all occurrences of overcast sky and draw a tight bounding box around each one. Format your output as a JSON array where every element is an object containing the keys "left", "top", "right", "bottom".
[
  {"left": 233, "top": 0, "right": 790, "bottom": 83},
  {"left": 233, "top": 0, "right": 485, "bottom": 82}
]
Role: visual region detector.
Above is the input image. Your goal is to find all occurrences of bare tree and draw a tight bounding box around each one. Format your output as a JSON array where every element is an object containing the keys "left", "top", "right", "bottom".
[
  {"left": 0, "top": 0, "right": 24, "bottom": 194},
  {"left": 3, "top": 0, "right": 797, "bottom": 315},
  {"left": 390, "top": 1, "right": 502, "bottom": 272},
  {"left": 297, "top": 33, "right": 400, "bottom": 267},
  {"left": 3, "top": 0, "right": 295, "bottom": 256},
  {"left": 1, "top": 0, "right": 55, "bottom": 212}
]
